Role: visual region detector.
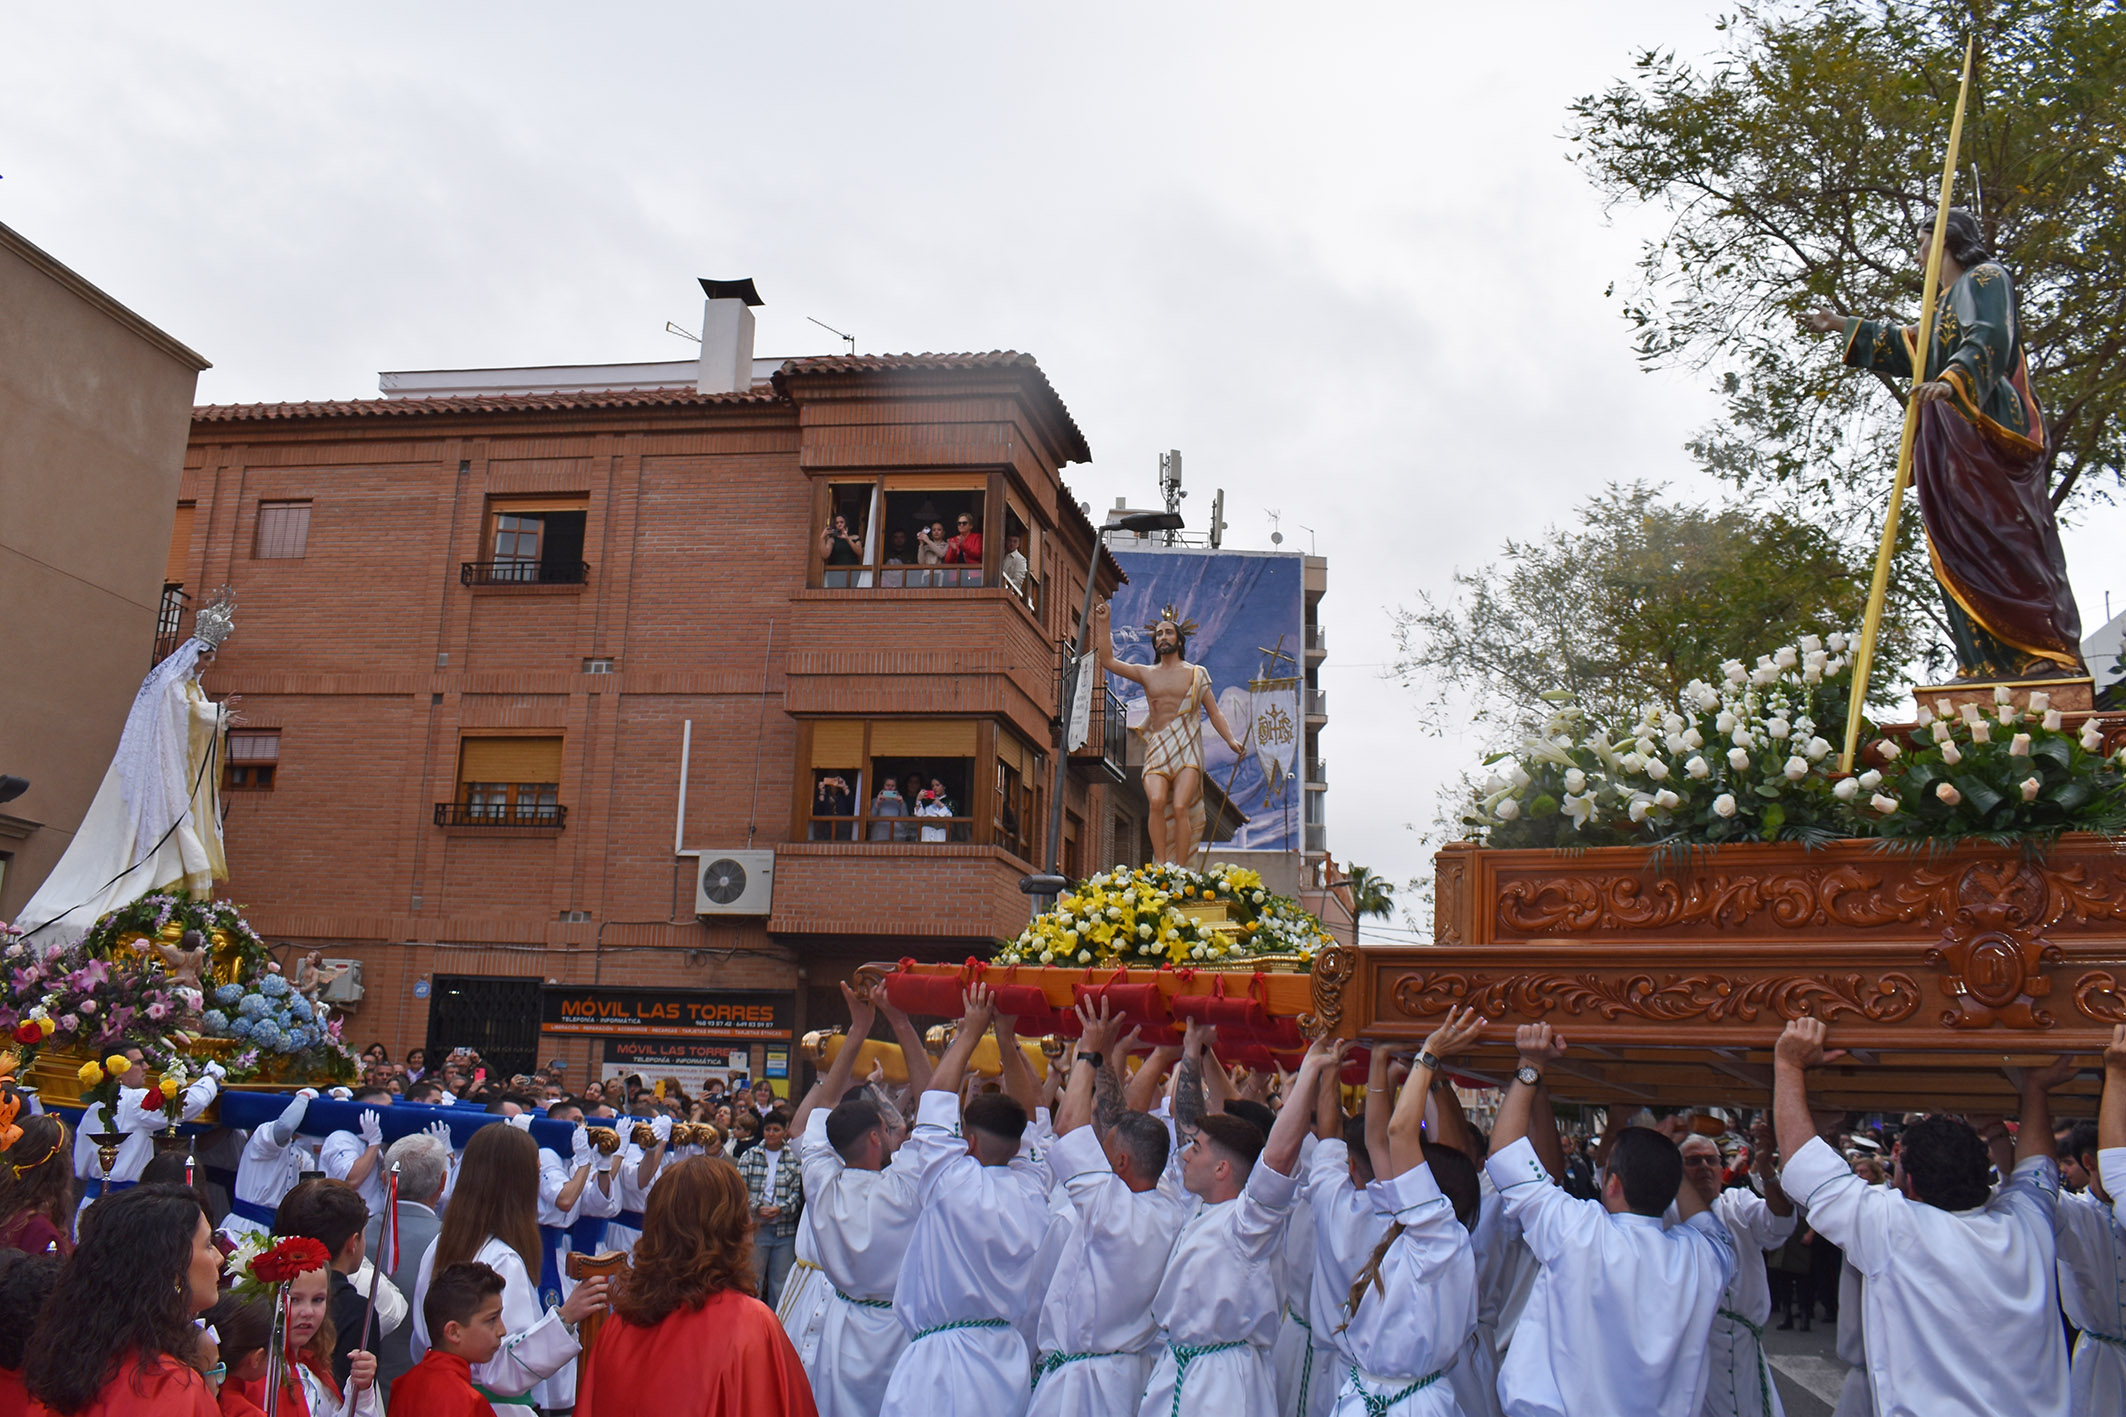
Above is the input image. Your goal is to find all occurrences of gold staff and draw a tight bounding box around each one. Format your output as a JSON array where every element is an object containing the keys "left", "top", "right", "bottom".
[{"left": 1840, "top": 35, "right": 1977, "bottom": 773}]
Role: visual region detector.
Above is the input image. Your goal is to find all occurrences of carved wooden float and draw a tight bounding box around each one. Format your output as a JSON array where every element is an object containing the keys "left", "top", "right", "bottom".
[{"left": 1309, "top": 835, "right": 2126, "bottom": 1111}]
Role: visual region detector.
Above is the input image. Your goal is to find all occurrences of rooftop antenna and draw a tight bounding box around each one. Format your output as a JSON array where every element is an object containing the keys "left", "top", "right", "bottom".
[
  {"left": 1297, "top": 523, "right": 1318, "bottom": 554},
  {"left": 808, "top": 316, "right": 857, "bottom": 356},
  {"left": 1266, "top": 508, "right": 1284, "bottom": 547},
  {"left": 665, "top": 321, "right": 701, "bottom": 344},
  {"left": 1158, "top": 450, "right": 1185, "bottom": 545}
]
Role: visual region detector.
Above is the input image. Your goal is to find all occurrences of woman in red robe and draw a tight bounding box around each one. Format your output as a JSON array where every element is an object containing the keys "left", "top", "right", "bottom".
[
  {"left": 22, "top": 1184, "right": 223, "bottom": 1415},
  {"left": 575, "top": 1157, "right": 817, "bottom": 1417}
]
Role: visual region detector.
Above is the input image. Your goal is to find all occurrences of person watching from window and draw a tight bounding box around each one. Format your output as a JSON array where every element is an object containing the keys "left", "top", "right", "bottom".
[
  {"left": 944, "top": 514, "right": 983, "bottom": 576},
  {"left": 868, "top": 777, "right": 908, "bottom": 841},
  {"left": 819, "top": 515, "right": 863, "bottom": 577}
]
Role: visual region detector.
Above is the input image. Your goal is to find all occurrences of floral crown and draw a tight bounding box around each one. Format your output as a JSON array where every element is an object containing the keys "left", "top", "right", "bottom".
[{"left": 224, "top": 1234, "right": 332, "bottom": 1301}]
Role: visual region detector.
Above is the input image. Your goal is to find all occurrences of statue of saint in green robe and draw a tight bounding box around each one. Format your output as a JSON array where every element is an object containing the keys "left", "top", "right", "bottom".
[{"left": 1826, "top": 210, "right": 2083, "bottom": 680}]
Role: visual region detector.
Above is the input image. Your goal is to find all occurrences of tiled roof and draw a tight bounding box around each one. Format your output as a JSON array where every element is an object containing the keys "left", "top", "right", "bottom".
[
  {"left": 775, "top": 351, "right": 1089, "bottom": 464},
  {"left": 191, "top": 351, "right": 1090, "bottom": 463},
  {"left": 192, "top": 385, "right": 779, "bottom": 422}
]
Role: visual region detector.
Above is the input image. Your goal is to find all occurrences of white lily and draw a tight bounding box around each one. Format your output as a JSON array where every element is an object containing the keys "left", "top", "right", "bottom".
[
  {"left": 1628, "top": 797, "right": 1652, "bottom": 823},
  {"left": 1562, "top": 792, "right": 1598, "bottom": 829}
]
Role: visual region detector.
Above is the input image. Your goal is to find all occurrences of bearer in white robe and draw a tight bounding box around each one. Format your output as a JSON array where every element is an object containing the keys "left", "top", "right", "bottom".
[
  {"left": 1679, "top": 1126, "right": 1796, "bottom": 1417},
  {"left": 2076, "top": 1030, "right": 2126, "bottom": 1417},
  {"left": 532, "top": 1105, "right": 620, "bottom": 1411},
  {"left": 791, "top": 983, "right": 928, "bottom": 1417},
  {"left": 319, "top": 1088, "right": 392, "bottom": 1217},
  {"left": 1134, "top": 1023, "right": 1317, "bottom": 1417},
  {"left": 1775, "top": 1018, "right": 2073, "bottom": 1417},
  {"left": 1292, "top": 1053, "right": 1396, "bottom": 1417},
  {"left": 880, "top": 985, "right": 1052, "bottom": 1417},
  {"left": 221, "top": 1086, "right": 318, "bottom": 1241},
  {"left": 1410, "top": 1029, "right": 1517, "bottom": 1417},
  {"left": 1829, "top": 1258, "right": 1871, "bottom": 1417},
  {"left": 1486, "top": 1023, "right": 1735, "bottom": 1417},
  {"left": 1331, "top": 1006, "right": 1485, "bottom": 1417},
  {"left": 74, "top": 1056, "right": 222, "bottom": 1214},
  {"left": 602, "top": 1109, "right": 671, "bottom": 1258},
  {"left": 1028, "top": 1002, "right": 1191, "bottom": 1417}
]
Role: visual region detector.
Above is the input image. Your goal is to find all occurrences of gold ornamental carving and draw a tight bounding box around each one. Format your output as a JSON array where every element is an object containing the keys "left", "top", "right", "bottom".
[{"left": 1388, "top": 969, "right": 1922, "bottom": 1026}]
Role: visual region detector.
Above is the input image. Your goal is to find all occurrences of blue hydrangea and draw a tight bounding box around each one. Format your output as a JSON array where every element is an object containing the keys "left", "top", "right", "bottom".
[
  {"left": 252, "top": 1024, "right": 287, "bottom": 1051},
  {"left": 236, "top": 994, "right": 269, "bottom": 1018},
  {"left": 213, "top": 983, "right": 244, "bottom": 1006},
  {"left": 289, "top": 1025, "right": 316, "bottom": 1050},
  {"left": 258, "top": 975, "right": 291, "bottom": 998},
  {"left": 228, "top": 1016, "right": 256, "bottom": 1039},
  {"left": 201, "top": 1009, "right": 229, "bottom": 1033},
  {"left": 287, "top": 997, "right": 314, "bottom": 1023}
]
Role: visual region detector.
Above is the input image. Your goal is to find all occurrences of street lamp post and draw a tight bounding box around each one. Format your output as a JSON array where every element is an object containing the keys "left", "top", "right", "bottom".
[{"left": 1021, "top": 510, "right": 1185, "bottom": 906}]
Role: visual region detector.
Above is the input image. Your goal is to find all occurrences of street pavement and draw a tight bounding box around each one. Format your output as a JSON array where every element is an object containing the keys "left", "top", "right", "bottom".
[{"left": 1761, "top": 1309, "right": 1853, "bottom": 1417}]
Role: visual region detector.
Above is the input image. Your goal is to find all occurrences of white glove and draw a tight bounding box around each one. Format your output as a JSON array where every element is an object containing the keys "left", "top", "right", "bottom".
[
  {"left": 328, "top": 1086, "right": 353, "bottom": 1102},
  {"left": 571, "top": 1126, "right": 594, "bottom": 1170},
  {"left": 424, "top": 1119, "right": 453, "bottom": 1145},
  {"left": 202, "top": 1061, "right": 227, "bottom": 1082},
  {"left": 651, "top": 1114, "right": 673, "bottom": 1146},
  {"left": 358, "top": 1110, "right": 384, "bottom": 1148},
  {"left": 295, "top": 1087, "right": 320, "bottom": 1102},
  {"left": 505, "top": 1113, "right": 532, "bottom": 1132}
]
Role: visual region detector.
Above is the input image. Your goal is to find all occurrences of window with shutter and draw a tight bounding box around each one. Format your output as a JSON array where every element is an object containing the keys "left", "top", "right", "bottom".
[
  {"left": 254, "top": 501, "right": 311, "bottom": 559},
  {"left": 455, "top": 737, "right": 565, "bottom": 825}
]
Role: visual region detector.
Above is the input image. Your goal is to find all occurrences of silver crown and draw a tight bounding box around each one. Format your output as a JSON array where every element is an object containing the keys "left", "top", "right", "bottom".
[{"left": 191, "top": 586, "right": 238, "bottom": 649}]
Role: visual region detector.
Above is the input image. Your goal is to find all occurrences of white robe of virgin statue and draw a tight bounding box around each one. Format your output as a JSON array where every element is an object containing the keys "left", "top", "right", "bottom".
[
  {"left": 1781, "top": 1136, "right": 2068, "bottom": 1417},
  {"left": 1027, "top": 1124, "right": 1192, "bottom": 1417},
  {"left": 1136, "top": 1156, "right": 1297, "bottom": 1417},
  {"left": 18, "top": 637, "right": 227, "bottom": 945},
  {"left": 2053, "top": 1169, "right": 2126, "bottom": 1417},
  {"left": 1486, "top": 1136, "right": 1736, "bottom": 1417},
  {"left": 1331, "top": 1161, "right": 1479, "bottom": 1417},
  {"left": 797, "top": 1108, "right": 925, "bottom": 1417},
  {"left": 879, "top": 1091, "right": 1052, "bottom": 1417}
]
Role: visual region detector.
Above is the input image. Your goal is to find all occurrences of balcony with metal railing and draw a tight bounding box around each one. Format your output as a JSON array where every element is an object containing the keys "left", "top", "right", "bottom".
[
  {"left": 1304, "top": 823, "right": 1327, "bottom": 853},
  {"left": 1305, "top": 623, "right": 1326, "bottom": 656},
  {"left": 434, "top": 802, "right": 568, "bottom": 830},
  {"left": 1305, "top": 758, "right": 1327, "bottom": 785},
  {"left": 461, "top": 559, "right": 590, "bottom": 587},
  {"left": 1305, "top": 688, "right": 1328, "bottom": 719},
  {"left": 153, "top": 585, "right": 190, "bottom": 664}
]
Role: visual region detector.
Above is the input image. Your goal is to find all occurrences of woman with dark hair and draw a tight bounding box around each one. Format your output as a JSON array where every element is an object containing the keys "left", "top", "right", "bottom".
[
  {"left": 0, "top": 1116, "right": 77, "bottom": 1257},
  {"left": 408, "top": 1123, "right": 607, "bottom": 1410},
  {"left": 575, "top": 1157, "right": 816, "bottom": 1416},
  {"left": 0, "top": 1248, "right": 63, "bottom": 1409},
  {"left": 23, "top": 1182, "right": 223, "bottom": 1415}
]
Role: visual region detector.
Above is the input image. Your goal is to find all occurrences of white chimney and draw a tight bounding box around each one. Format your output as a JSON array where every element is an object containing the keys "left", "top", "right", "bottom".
[{"left": 696, "top": 278, "right": 763, "bottom": 394}]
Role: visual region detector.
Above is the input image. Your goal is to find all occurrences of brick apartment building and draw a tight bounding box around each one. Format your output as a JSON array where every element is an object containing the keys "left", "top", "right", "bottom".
[{"left": 166, "top": 283, "right": 1151, "bottom": 1089}]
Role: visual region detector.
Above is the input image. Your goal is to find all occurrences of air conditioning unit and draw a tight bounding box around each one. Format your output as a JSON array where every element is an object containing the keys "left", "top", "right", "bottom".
[
  {"left": 318, "top": 959, "right": 364, "bottom": 1004},
  {"left": 694, "top": 850, "right": 776, "bottom": 916}
]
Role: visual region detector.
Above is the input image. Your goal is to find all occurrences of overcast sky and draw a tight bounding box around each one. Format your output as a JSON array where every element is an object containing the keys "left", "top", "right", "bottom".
[{"left": 7, "top": 4, "right": 2120, "bottom": 940}]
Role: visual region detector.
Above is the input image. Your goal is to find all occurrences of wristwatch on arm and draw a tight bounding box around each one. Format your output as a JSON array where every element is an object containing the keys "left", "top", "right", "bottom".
[{"left": 1513, "top": 1063, "right": 1542, "bottom": 1087}]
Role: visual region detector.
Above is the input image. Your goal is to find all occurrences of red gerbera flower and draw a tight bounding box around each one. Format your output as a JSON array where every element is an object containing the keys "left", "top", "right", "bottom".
[{"left": 251, "top": 1236, "right": 331, "bottom": 1284}]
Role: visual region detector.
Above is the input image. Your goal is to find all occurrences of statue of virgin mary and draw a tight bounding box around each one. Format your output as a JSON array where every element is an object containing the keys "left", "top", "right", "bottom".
[{"left": 16, "top": 590, "right": 236, "bottom": 948}]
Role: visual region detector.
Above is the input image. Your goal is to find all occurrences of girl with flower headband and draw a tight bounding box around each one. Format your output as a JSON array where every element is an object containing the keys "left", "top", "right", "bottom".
[{"left": 0, "top": 1115, "right": 76, "bottom": 1257}]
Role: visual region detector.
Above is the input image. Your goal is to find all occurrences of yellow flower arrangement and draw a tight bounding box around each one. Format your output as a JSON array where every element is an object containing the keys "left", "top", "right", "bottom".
[
  {"left": 77, "top": 1060, "right": 104, "bottom": 1086},
  {"left": 104, "top": 1054, "right": 131, "bottom": 1077},
  {"left": 158, "top": 1076, "right": 182, "bottom": 1101},
  {"left": 996, "top": 862, "right": 1331, "bottom": 970}
]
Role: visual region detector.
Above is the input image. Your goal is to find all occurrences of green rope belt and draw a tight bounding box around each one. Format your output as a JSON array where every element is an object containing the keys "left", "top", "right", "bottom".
[
  {"left": 1717, "top": 1306, "right": 1773, "bottom": 1417},
  {"left": 2083, "top": 1330, "right": 2126, "bottom": 1348},
  {"left": 1167, "top": 1339, "right": 1246, "bottom": 1417},
  {"left": 1344, "top": 1365, "right": 1443, "bottom": 1417},
  {"left": 1031, "top": 1348, "right": 1132, "bottom": 1389},
  {"left": 913, "top": 1316, "right": 1011, "bottom": 1343},
  {"left": 1286, "top": 1306, "right": 1316, "bottom": 1412},
  {"left": 834, "top": 1285, "right": 894, "bottom": 1310},
  {"left": 473, "top": 1386, "right": 539, "bottom": 1407}
]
